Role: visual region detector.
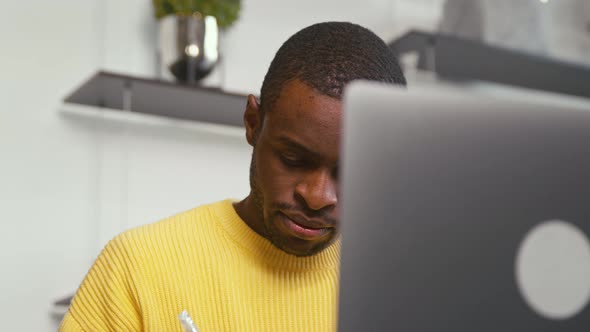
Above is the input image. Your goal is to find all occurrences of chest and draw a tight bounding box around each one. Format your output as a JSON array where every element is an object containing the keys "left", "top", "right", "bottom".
[{"left": 139, "top": 260, "right": 339, "bottom": 331}]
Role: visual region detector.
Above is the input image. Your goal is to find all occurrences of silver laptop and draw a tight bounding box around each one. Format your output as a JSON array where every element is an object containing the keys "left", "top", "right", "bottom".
[{"left": 338, "top": 81, "right": 590, "bottom": 331}]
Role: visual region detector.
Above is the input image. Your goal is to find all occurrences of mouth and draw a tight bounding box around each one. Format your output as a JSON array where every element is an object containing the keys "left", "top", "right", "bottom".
[{"left": 279, "top": 212, "right": 332, "bottom": 241}]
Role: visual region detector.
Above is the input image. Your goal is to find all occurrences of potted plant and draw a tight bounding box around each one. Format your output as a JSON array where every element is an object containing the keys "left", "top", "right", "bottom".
[
  {"left": 153, "top": 0, "right": 241, "bottom": 84},
  {"left": 153, "top": 0, "right": 241, "bottom": 29}
]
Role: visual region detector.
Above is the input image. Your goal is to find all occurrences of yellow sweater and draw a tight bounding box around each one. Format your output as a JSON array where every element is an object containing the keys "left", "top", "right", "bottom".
[{"left": 59, "top": 199, "right": 340, "bottom": 332}]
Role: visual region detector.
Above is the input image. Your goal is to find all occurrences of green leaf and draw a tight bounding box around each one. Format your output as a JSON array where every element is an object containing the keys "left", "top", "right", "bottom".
[{"left": 152, "top": 0, "right": 241, "bottom": 28}]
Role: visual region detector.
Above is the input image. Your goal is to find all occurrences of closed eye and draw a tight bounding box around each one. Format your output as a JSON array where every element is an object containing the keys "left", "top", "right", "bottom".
[{"left": 280, "top": 154, "right": 306, "bottom": 168}]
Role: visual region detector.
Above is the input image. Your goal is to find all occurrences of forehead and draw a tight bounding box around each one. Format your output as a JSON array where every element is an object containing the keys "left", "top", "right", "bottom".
[
  {"left": 265, "top": 79, "right": 343, "bottom": 142},
  {"left": 267, "top": 80, "right": 342, "bottom": 134}
]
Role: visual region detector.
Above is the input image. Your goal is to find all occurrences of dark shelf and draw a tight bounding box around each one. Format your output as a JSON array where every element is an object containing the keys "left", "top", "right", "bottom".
[
  {"left": 389, "top": 30, "right": 590, "bottom": 100},
  {"left": 64, "top": 71, "right": 249, "bottom": 127}
]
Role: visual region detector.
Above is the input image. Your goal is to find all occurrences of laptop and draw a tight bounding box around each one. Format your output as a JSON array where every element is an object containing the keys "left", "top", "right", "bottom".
[{"left": 337, "top": 81, "right": 590, "bottom": 331}]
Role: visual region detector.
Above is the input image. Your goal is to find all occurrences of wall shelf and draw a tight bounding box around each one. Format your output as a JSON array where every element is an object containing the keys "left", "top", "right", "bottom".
[
  {"left": 64, "top": 71, "right": 249, "bottom": 127},
  {"left": 54, "top": 72, "right": 250, "bottom": 319},
  {"left": 51, "top": 295, "right": 72, "bottom": 318},
  {"left": 389, "top": 30, "right": 590, "bottom": 100}
]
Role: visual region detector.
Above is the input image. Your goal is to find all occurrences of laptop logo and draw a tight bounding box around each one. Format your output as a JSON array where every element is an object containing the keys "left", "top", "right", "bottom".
[{"left": 515, "top": 220, "right": 590, "bottom": 320}]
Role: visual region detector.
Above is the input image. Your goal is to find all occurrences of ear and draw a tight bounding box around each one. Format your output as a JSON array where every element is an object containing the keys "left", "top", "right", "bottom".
[{"left": 244, "top": 94, "right": 262, "bottom": 146}]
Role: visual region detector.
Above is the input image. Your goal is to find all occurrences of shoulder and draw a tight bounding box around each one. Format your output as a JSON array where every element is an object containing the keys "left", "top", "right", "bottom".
[
  {"left": 123, "top": 200, "right": 229, "bottom": 238},
  {"left": 111, "top": 199, "right": 234, "bottom": 259}
]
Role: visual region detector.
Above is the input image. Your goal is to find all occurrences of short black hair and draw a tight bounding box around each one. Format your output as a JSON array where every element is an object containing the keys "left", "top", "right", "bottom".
[{"left": 259, "top": 21, "right": 406, "bottom": 114}]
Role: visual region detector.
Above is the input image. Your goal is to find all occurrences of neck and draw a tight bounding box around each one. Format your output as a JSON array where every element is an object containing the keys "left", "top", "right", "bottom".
[{"left": 233, "top": 194, "right": 268, "bottom": 239}]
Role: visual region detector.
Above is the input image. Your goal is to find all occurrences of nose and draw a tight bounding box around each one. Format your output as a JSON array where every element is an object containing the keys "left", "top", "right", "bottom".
[{"left": 295, "top": 169, "right": 338, "bottom": 211}]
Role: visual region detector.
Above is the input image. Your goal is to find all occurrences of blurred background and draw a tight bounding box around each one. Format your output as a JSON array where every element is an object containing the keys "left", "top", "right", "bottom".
[{"left": 1, "top": 0, "right": 589, "bottom": 330}]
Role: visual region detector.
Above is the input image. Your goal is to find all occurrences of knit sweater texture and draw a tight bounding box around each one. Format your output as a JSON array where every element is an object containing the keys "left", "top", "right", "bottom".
[{"left": 59, "top": 199, "right": 340, "bottom": 331}]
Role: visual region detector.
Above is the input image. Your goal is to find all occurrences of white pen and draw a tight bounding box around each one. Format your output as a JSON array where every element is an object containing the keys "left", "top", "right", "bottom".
[{"left": 178, "top": 310, "right": 200, "bottom": 332}]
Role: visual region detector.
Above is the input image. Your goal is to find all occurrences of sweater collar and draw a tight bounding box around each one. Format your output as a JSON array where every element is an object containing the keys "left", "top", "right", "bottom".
[{"left": 213, "top": 199, "right": 340, "bottom": 271}]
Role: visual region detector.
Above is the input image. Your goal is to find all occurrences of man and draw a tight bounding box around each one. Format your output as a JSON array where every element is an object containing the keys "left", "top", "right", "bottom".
[{"left": 59, "top": 22, "right": 406, "bottom": 332}]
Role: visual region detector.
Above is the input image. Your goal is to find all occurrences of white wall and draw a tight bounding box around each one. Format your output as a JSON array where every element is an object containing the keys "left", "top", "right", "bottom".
[
  {"left": 2, "top": 0, "right": 587, "bottom": 331},
  {"left": 0, "top": 1, "right": 104, "bottom": 330},
  {"left": 1, "top": 1, "right": 440, "bottom": 331},
  {"left": 0, "top": 1, "right": 251, "bottom": 331}
]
